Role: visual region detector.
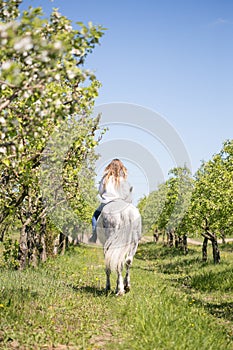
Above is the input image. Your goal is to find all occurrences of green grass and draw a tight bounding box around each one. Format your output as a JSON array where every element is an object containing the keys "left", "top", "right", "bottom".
[{"left": 0, "top": 242, "right": 233, "bottom": 349}]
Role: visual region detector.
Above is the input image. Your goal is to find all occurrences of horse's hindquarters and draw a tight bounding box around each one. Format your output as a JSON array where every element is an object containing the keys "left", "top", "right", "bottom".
[{"left": 97, "top": 201, "right": 141, "bottom": 294}]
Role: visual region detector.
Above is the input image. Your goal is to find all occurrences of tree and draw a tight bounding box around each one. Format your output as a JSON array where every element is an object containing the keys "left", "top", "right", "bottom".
[
  {"left": 138, "top": 183, "right": 167, "bottom": 235},
  {"left": 157, "top": 167, "right": 193, "bottom": 249},
  {"left": 183, "top": 140, "right": 233, "bottom": 263},
  {"left": 138, "top": 166, "right": 193, "bottom": 251},
  {"left": 0, "top": 0, "right": 105, "bottom": 268}
]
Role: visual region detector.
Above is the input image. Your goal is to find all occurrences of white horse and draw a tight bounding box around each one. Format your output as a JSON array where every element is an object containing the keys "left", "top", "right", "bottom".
[{"left": 96, "top": 199, "right": 141, "bottom": 296}]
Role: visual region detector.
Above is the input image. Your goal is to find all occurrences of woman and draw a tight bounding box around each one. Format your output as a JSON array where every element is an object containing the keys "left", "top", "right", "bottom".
[{"left": 90, "top": 159, "right": 133, "bottom": 242}]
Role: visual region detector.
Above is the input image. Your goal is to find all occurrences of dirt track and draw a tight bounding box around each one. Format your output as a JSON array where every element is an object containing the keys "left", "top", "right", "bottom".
[
  {"left": 187, "top": 238, "right": 233, "bottom": 245},
  {"left": 141, "top": 236, "right": 233, "bottom": 245}
]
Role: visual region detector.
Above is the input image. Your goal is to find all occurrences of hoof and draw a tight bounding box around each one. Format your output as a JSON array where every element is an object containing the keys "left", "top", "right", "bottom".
[
  {"left": 116, "top": 289, "right": 125, "bottom": 296},
  {"left": 126, "top": 257, "right": 133, "bottom": 266},
  {"left": 124, "top": 285, "right": 131, "bottom": 293}
]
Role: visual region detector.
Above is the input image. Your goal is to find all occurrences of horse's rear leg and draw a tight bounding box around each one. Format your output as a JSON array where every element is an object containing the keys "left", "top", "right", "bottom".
[
  {"left": 124, "top": 257, "right": 132, "bottom": 292},
  {"left": 116, "top": 263, "right": 125, "bottom": 296},
  {"left": 106, "top": 268, "right": 111, "bottom": 292}
]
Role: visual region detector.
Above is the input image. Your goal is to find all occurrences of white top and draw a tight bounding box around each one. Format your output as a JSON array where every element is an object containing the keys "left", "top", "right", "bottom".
[{"left": 99, "top": 175, "right": 132, "bottom": 204}]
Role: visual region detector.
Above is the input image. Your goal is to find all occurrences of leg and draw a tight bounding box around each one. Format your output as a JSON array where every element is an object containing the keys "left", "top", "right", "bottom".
[
  {"left": 116, "top": 263, "right": 125, "bottom": 296},
  {"left": 124, "top": 257, "right": 132, "bottom": 292},
  {"left": 89, "top": 209, "right": 101, "bottom": 243},
  {"left": 105, "top": 267, "right": 111, "bottom": 292}
]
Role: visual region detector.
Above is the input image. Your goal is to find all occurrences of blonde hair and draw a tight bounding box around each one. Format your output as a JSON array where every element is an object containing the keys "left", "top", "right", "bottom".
[{"left": 103, "top": 159, "right": 127, "bottom": 186}]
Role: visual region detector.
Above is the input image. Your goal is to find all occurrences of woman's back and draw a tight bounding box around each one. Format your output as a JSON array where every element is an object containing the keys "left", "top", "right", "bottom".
[{"left": 99, "top": 175, "right": 132, "bottom": 204}]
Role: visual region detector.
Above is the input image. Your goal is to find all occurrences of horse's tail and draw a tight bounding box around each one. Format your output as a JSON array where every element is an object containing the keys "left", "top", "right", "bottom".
[{"left": 103, "top": 204, "right": 141, "bottom": 272}]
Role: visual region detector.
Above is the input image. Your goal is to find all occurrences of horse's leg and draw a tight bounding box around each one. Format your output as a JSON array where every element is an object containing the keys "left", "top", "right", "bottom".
[
  {"left": 116, "top": 263, "right": 125, "bottom": 296},
  {"left": 105, "top": 267, "right": 111, "bottom": 292},
  {"left": 124, "top": 257, "right": 132, "bottom": 292}
]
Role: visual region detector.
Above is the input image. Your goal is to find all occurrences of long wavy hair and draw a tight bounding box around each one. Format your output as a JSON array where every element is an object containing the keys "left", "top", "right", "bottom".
[{"left": 103, "top": 159, "right": 127, "bottom": 186}]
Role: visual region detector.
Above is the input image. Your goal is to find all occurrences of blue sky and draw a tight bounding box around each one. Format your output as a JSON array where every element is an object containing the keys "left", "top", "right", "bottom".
[{"left": 21, "top": 0, "right": 233, "bottom": 202}]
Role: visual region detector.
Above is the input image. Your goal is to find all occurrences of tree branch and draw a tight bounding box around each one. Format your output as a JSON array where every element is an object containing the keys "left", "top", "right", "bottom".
[
  {"left": 0, "top": 92, "right": 18, "bottom": 111},
  {"left": 0, "top": 80, "right": 17, "bottom": 89}
]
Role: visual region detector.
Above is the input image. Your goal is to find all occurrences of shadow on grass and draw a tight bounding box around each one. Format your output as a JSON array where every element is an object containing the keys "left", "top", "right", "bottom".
[
  {"left": 136, "top": 242, "right": 197, "bottom": 261},
  {"left": 2, "top": 288, "right": 39, "bottom": 303},
  {"left": 221, "top": 242, "right": 233, "bottom": 252},
  {"left": 68, "top": 284, "right": 115, "bottom": 297},
  {"left": 191, "top": 297, "right": 233, "bottom": 323},
  {"left": 156, "top": 256, "right": 203, "bottom": 275},
  {"left": 204, "top": 301, "right": 233, "bottom": 322},
  {"left": 180, "top": 268, "right": 233, "bottom": 292}
]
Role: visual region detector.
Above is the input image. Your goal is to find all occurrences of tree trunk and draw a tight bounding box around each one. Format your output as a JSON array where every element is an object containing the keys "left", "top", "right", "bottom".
[
  {"left": 0, "top": 223, "right": 9, "bottom": 242},
  {"left": 211, "top": 235, "right": 220, "bottom": 264},
  {"left": 27, "top": 226, "right": 39, "bottom": 268},
  {"left": 30, "top": 246, "right": 39, "bottom": 268},
  {"left": 18, "top": 217, "right": 31, "bottom": 269},
  {"left": 59, "top": 232, "right": 68, "bottom": 255},
  {"left": 182, "top": 234, "right": 188, "bottom": 254},
  {"left": 202, "top": 219, "right": 221, "bottom": 264},
  {"left": 53, "top": 234, "right": 60, "bottom": 255},
  {"left": 153, "top": 229, "right": 159, "bottom": 243},
  {"left": 220, "top": 229, "right": 226, "bottom": 244},
  {"left": 202, "top": 236, "right": 208, "bottom": 262},
  {"left": 40, "top": 217, "right": 47, "bottom": 262},
  {"left": 162, "top": 229, "right": 166, "bottom": 246},
  {"left": 168, "top": 229, "right": 174, "bottom": 247}
]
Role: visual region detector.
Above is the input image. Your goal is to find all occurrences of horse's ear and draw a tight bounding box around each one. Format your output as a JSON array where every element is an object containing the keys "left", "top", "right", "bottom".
[{"left": 130, "top": 186, "right": 133, "bottom": 192}]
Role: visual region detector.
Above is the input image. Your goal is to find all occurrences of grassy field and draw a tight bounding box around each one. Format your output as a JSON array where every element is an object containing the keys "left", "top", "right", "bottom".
[{"left": 0, "top": 241, "right": 233, "bottom": 349}]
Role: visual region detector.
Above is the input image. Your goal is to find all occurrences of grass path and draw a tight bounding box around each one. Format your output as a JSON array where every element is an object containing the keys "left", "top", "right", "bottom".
[{"left": 0, "top": 242, "right": 233, "bottom": 349}]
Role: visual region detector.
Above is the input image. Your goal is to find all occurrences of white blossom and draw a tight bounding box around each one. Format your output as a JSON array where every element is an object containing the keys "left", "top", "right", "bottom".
[
  {"left": 0, "top": 22, "right": 18, "bottom": 38},
  {"left": 67, "top": 70, "right": 75, "bottom": 79},
  {"left": 54, "top": 41, "right": 63, "bottom": 50},
  {"left": 53, "top": 11, "right": 61, "bottom": 18},
  {"left": 71, "top": 48, "right": 81, "bottom": 56},
  {"left": 1, "top": 61, "right": 12, "bottom": 70},
  {"left": 25, "top": 57, "right": 32, "bottom": 65},
  {"left": 11, "top": 145, "right": 16, "bottom": 153},
  {"left": 3, "top": 9, "right": 10, "bottom": 18},
  {"left": 0, "top": 147, "right": 6, "bottom": 154},
  {"left": 34, "top": 100, "right": 42, "bottom": 105},
  {"left": 23, "top": 91, "right": 30, "bottom": 98},
  {"left": 40, "top": 50, "right": 49, "bottom": 62},
  {"left": 39, "top": 111, "right": 47, "bottom": 117},
  {"left": 0, "top": 30, "right": 8, "bottom": 38},
  {"left": 14, "top": 37, "right": 33, "bottom": 52},
  {"left": 55, "top": 99, "right": 62, "bottom": 108},
  {"left": 64, "top": 24, "right": 72, "bottom": 32}
]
